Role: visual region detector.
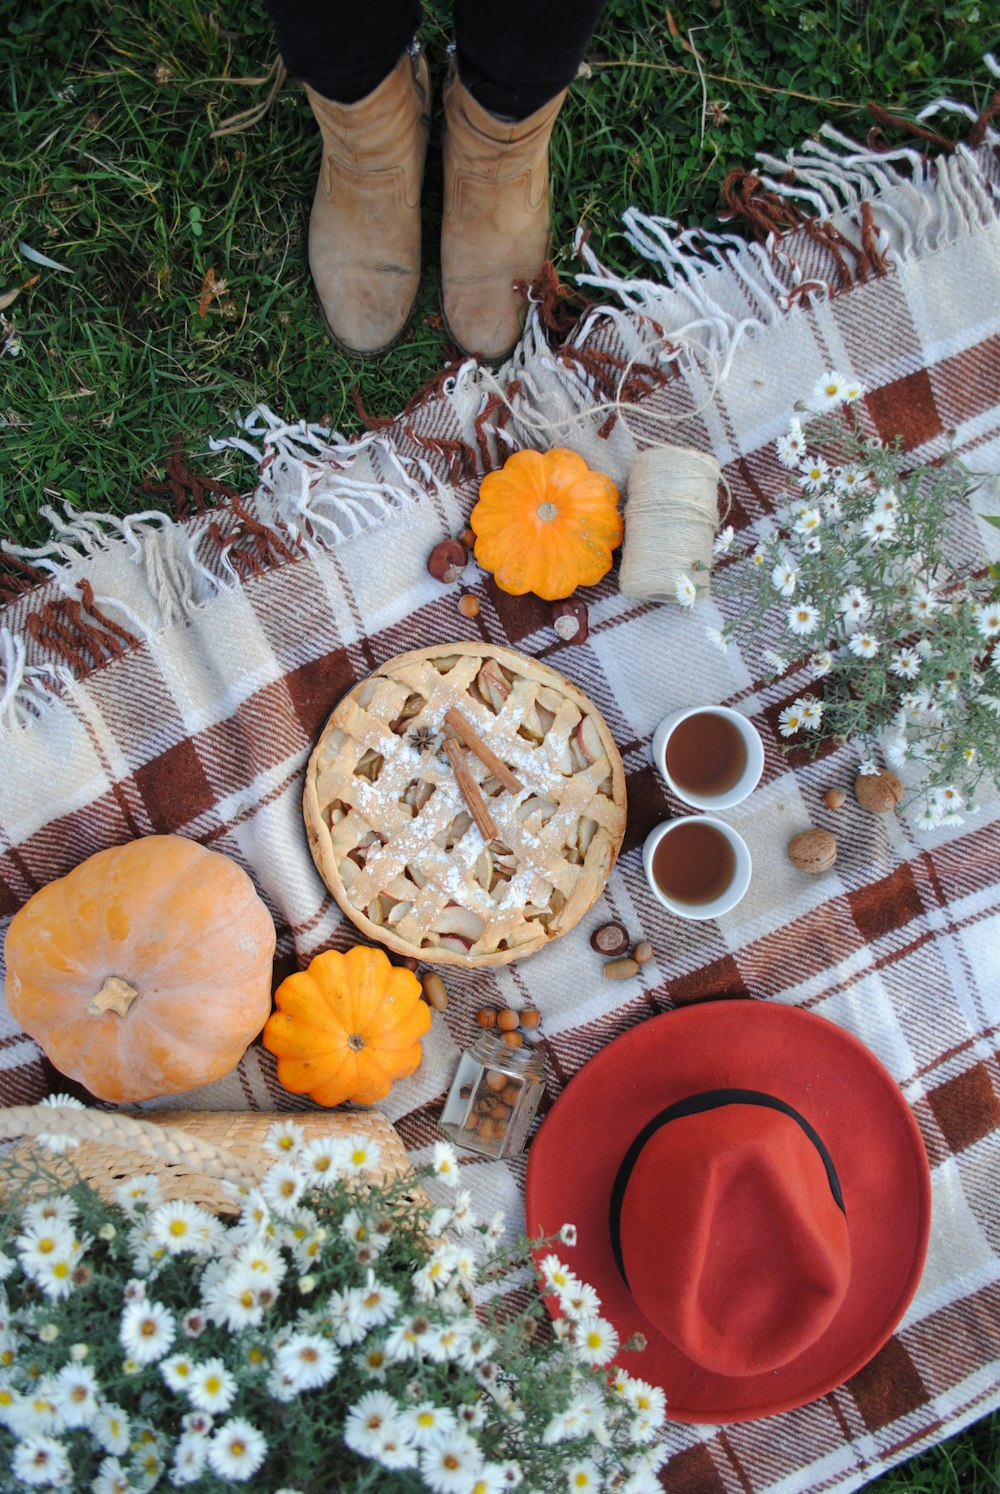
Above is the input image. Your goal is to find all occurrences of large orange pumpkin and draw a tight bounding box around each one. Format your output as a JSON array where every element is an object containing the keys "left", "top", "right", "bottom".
[
  {"left": 3, "top": 835, "right": 276, "bottom": 1103},
  {"left": 470, "top": 447, "right": 623, "bottom": 600},
  {"left": 263, "top": 946, "right": 431, "bottom": 1107}
]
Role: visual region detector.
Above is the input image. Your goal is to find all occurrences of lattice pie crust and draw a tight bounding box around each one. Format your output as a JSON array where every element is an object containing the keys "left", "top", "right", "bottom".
[{"left": 304, "top": 643, "right": 627, "bottom": 966}]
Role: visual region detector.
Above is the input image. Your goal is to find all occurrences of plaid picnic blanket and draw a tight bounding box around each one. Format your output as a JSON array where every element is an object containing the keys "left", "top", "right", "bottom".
[{"left": 2, "top": 126, "right": 1000, "bottom": 1492}]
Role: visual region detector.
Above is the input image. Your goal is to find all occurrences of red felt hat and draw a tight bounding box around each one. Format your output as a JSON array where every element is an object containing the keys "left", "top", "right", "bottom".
[{"left": 525, "top": 1001, "right": 931, "bottom": 1424}]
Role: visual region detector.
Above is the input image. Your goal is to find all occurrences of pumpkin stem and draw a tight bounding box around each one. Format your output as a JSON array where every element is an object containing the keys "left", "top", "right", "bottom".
[
  {"left": 536, "top": 502, "right": 558, "bottom": 523},
  {"left": 88, "top": 976, "right": 140, "bottom": 1018},
  {"left": 347, "top": 1033, "right": 365, "bottom": 1051}
]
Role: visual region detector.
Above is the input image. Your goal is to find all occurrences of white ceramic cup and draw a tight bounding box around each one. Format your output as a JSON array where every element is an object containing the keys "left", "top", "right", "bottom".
[
  {"left": 651, "top": 704, "right": 764, "bottom": 811},
  {"left": 643, "top": 815, "right": 752, "bottom": 921}
]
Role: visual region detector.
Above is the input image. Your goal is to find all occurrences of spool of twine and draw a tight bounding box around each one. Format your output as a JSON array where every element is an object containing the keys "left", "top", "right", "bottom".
[{"left": 619, "top": 445, "right": 723, "bottom": 603}]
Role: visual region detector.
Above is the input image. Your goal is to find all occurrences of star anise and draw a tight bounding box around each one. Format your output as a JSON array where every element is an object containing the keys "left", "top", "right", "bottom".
[{"left": 409, "top": 725, "right": 438, "bottom": 753}]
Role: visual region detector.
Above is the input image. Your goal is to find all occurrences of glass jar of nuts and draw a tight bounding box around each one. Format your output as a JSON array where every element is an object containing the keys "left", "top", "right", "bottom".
[{"left": 439, "top": 1030, "right": 546, "bottom": 1160}]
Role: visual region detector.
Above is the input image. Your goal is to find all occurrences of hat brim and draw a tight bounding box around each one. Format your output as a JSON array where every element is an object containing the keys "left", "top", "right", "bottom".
[{"left": 525, "top": 1000, "right": 930, "bottom": 1423}]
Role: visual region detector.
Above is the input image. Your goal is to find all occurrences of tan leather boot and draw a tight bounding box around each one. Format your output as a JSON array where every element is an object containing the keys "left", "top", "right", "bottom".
[
  {"left": 441, "top": 74, "right": 567, "bottom": 362},
  {"left": 306, "top": 48, "right": 430, "bottom": 356}
]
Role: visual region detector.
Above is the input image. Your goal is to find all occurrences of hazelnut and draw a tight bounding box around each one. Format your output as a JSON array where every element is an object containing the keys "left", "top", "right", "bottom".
[
  {"left": 501, "top": 1082, "right": 523, "bottom": 1105},
  {"left": 788, "top": 828, "right": 837, "bottom": 874},
  {"left": 854, "top": 769, "right": 903, "bottom": 813},
  {"left": 590, "top": 921, "right": 630, "bottom": 956},
  {"left": 420, "top": 972, "right": 448, "bottom": 1011},
  {"left": 501, "top": 1029, "right": 523, "bottom": 1048},
  {"left": 520, "top": 1007, "right": 541, "bottom": 1028},
  {"left": 497, "top": 1008, "right": 519, "bottom": 1032},
  {"left": 550, "top": 598, "right": 589, "bottom": 644},
  {"left": 484, "top": 1070, "right": 508, "bottom": 1093},
  {"left": 476, "top": 1007, "right": 497, "bottom": 1028},
  {"left": 632, "top": 940, "right": 654, "bottom": 965},
  {"left": 822, "top": 787, "right": 847, "bottom": 810},
  {"left": 459, "top": 526, "right": 477, "bottom": 548},
  {"left": 603, "top": 957, "right": 641, "bottom": 980},
  {"left": 458, "top": 593, "right": 481, "bottom": 619},
  {"left": 427, "top": 538, "right": 468, "bottom": 583}
]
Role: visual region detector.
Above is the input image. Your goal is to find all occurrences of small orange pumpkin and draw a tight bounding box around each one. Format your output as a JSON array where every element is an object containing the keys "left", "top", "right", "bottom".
[
  {"left": 470, "top": 447, "right": 623, "bottom": 600},
  {"left": 263, "top": 946, "right": 431, "bottom": 1107},
  {"left": 3, "top": 835, "right": 276, "bottom": 1103}
]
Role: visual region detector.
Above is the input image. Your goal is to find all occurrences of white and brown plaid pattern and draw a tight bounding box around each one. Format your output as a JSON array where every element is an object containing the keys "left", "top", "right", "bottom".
[{"left": 1, "top": 138, "right": 999, "bottom": 1489}]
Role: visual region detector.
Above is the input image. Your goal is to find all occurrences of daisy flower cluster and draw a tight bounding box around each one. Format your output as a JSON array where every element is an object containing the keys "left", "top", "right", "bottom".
[
  {"left": 0, "top": 1114, "right": 666, "bottom": 1493},
  {"left": 690, "top": 372, "right": 1000, "bottom": 826}
]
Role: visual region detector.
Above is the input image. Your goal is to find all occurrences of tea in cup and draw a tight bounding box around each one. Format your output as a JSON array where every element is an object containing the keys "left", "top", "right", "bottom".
[
  {"left": 643, "top": 816, "right": 751, "bottom": 921},
  {"left": 652, "top": 705, "right": 763, "bottom": 810}
]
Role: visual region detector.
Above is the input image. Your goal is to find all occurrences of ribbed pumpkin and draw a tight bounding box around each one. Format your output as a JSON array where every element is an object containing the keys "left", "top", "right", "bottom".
[
  {"left": 470, "top": 447, "right": 623, "bottom": 600},
  {"left": 263, "top": 946, "right": 431, "bottom": 1107},
  {"left": 3, "top": 835, "right": 276, "bottom": 1103}
]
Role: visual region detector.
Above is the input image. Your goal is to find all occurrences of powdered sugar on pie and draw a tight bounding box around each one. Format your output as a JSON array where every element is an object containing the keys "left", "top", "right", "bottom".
[{"left": 303, "top": 643, "right": 627, "bottom": 966}]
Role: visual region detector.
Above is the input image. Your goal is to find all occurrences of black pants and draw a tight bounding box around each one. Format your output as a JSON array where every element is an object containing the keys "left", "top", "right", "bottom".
[{"left": 263, "top": 0, "right": 608, "bottom": 119}]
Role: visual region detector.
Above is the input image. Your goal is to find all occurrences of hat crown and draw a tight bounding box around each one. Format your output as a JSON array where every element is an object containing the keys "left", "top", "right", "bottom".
[{"left": 618, "top": 1096, "right": 851, "bottom": 1376}]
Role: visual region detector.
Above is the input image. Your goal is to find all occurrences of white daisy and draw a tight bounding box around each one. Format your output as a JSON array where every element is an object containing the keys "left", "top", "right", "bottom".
[
  {"left": 467, "top": 1467, "right": 511, "bottom": 1494},
  {"left": 797, "top": 696, "right": 824, "bottom": 729},
  {"left": 448, "top": 1189, "right": 476, "bottom": 1233},
  {"left": 399, "top": 1400, "right": 460, "bottom": 1449},
  {"left": 344, "top": 1390, "right": 405, "bottom": 1457},
  {"left": 274, "top": 1334, "right": 339, "bottom": 1392},
  {"left": 973, "top": 601, "right": 1000, "bottom": 639},
  {"left": 793, "top": 507, "right": 822, "bottom": 535},
  {"left": 776, "top": 424, "right": 806, "bottom": 469},
  {"left": 372, "top": 1418, "right": 420, "bottom": 1470},
  {"left": 559, "top": 1280, "right": 601, "bottom": 1321},
  {"left": 113, "top": 1175, "right": 164, "bottom": 1213},
  {"left": 538, "top": 1254, "right": 578, "bottom": 1295},
  {"left": 50, "top": 1363, "right": 99, "bottom": 1428},
  {"left": 771, "top": 563, "right": 797, "bottom": 597},
  {"left": 11, "top": 1435, "right": 71, "bottom": 1487},
  {"left": 558, "top": 1222, "right": 578, "bottom": 1247},
  {"left": 750, "top": 544, "right": 767, "bottom": 567},
  {"left": 327, "top": 1285, "right": 368, "bottom": 1345},
  {"left": 234, "top": 1237, "right": 287, "bottom": 1286},
  {"left": 848, "top": 632, "right": 879, "bottom": 658},
  {"left": 385, "top": 1312, "right": 434, "bottom": 1362},
  {"left": 675, "top": 574, "right": 697, "bottom": 608},
  {"left": 263, "top": 1118, "right": 306, "bottom": 1160},
  {"left": 20, "top": 1197, "right": 77, "bottom": 1233},
  {"left": 837, "top": 586, "right": 870, "bottom": 623},
  {"left": 119, "top": 1298, "right": 175, "bottom": 1365},
  {"left": 624, "top": 1377, "right": 666, "bottom": 1426},
  {"left": 873, "top": 486, "right": 900, "bottom": 515},
  {"left": 911, "top": 584, "right": 938, "bottom": 620},
  {"left": 858, "top": 758, "right": 881, "bottom": 775},
  {"left": 804, "top": 534, "right": 822, "bottom": 553},
  {"left": 430, "top": 1140, "right": 461, "bottom": 1185},
  {"left": 297, "top": 1136, "right": 346, "bottom": 1188},
  {"left": 798, "top": 454, "right": 830, "bottom": 492},
  {"left": 356, "top": 1342, "right": 389, "bottom": 1379},
  {"left": 704, "top": 626, "right": 729, "bottom": 654},
  {"left": 159, "top": 1352, "right": 196, "bottom": 1393},
  {"left": 207, "top": 1417, "right": 268, "bottom": 1482},
  {"left": 763, "top": 647, "right": 788, "bottom": 674},
  {"left": 169, "top": 1432, "right": 209, "bottom": 1486},
  {"left": 16, "top": 1220, "right": 76, "bottom": 1275},
  {"left": 426, "top": 1323, "right": 466, "bottom": 1364},
  {"left": 90, "top": 1453, "right": 135, "bottom": 1494},
  {"left": 861, "top": 509, "right": 896, "bottom": 544},
  {"left": 777, "top": 704, "right": 803, "bottom": 738},
  {"left": 932, "top": 784, "right": 964, "bottom": 815},
  {"left": 812, "top": 650, "right": 833, "bottom": 676},
  {"left": 811, "top": 370, "right": 850, "bottom": 410},
  {"left": 419, "top": 1433, "right": 484, "bottom": 1494},
  {"left": 341, "top": 1135, "right": 383, "bottom": 1176},
  {"left": 148, "top": 1200, "right": 216, "bottom": 1256},
  {"left": 917, "top": 804, "right": 943, "bottom": 831},
  {"left": 92, "top": 1404, "right": 131, "bottom": 1455},
  {"left": 574, "top": 1315, "right": 619, "bottom": 1366},
  {"left": 542, "top": 1396, "right": 596, "bottom": 1444},
  {"left": 890, "top": 648, "right": 921, "bottom": 679},
  {"left": 260, "top": 1162, "right": 305, "bottom": 1217},
  {"left": 34, "top": 1094, "right": 84, "bottom": 1154},
  {"left": 566, "top": 1460, "right": 602, "bottom": 1493},
  {"left": 712, "top": 524, "right": 734, "bottom": 555},
  {"left": 787, "top": 602, "right": 820, "bottom": 635},
  {"left": 188, "top": 1358, "right": 237, "bottom": 1414}
]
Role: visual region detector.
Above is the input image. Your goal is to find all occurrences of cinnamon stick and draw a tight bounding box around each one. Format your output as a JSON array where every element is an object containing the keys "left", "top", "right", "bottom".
[
  {"left": 443, "top": 738, "right": 499, "bottom": 843},
  {"left": 444, "top": 707, "right": 523, "bottom": 794}
]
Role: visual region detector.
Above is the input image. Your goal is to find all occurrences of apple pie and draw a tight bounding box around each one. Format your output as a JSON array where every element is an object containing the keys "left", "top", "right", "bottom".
[{"left": 304, "top": 642, "right": 626, "bottom": 966}]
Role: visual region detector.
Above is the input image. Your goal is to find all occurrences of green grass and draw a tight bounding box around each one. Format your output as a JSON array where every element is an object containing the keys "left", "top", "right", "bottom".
[
  {"left": 2, "top": 1, "right": 1000, "bottom": 1484},
  {"left": 2, "top": 0, "right": 997, "bottom": 545}
]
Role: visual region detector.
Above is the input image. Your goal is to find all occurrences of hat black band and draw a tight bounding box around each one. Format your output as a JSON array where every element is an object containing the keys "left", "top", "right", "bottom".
[{"left": 609, "top": 1088, "right": 845, "bottom": 1285}]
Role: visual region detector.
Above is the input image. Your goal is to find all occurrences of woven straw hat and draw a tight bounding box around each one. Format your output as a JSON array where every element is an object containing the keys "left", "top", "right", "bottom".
[{"left": 525, "top": 1001, "right": 931, "bottom": 1423}]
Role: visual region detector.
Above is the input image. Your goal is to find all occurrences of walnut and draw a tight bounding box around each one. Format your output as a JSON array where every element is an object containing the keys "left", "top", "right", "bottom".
[
  {"left": 788, "top": 828, "right": 837, "bottom": 874},
  {"left": 854, "top": 770, "right": 903, "bottom": 813}
]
